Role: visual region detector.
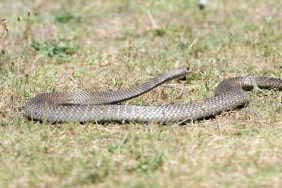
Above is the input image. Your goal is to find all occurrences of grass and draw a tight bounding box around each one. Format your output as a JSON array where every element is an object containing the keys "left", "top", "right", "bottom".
[{"left": 0, "top": 0, "right": 281, "bottom": 187}]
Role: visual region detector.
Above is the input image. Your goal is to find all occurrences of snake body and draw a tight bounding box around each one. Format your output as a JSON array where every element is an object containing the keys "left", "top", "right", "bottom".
[{"left": 25, "top": 67, "right": 282, "bottom": 123}]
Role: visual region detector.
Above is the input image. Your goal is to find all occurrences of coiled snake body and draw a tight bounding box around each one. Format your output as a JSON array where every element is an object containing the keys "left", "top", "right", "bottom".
[{"left": 25, "top": 67, "right": 282, "bottom": 123}]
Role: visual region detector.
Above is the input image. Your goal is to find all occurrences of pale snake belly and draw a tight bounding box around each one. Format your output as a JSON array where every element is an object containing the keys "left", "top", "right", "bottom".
[{"left": 24, "top": 67, "right": 282, "bottom": 123}]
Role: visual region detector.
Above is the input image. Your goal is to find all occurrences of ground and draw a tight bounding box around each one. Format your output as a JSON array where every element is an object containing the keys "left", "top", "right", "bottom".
[{"left": 0, "top": 0, "right": 281, "bottom": 187}]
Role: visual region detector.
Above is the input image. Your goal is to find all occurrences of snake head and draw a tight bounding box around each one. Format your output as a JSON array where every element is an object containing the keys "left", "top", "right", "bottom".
[{"left": 164, "top": 66, "right": 192, "bottom": 80}]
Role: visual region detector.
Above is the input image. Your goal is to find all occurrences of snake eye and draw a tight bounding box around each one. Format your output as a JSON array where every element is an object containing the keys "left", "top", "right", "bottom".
[{"left": 186, "top": 67, "right": 192, "bottom": 72}]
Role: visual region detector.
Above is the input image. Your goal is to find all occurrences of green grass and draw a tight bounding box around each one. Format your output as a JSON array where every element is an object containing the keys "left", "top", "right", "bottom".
[{"left": 0, "top": 0, "right": 281, "bottom": 187}]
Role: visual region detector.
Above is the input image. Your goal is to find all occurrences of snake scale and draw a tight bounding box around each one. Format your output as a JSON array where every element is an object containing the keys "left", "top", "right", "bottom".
[{"left": 25, "top": 67, "right": 282, "bottom": 123}]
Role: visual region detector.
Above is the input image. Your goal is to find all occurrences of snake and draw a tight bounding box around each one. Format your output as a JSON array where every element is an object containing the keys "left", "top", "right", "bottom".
[{"left": 24, "top": 66, "right": 282, "bottom": 123}]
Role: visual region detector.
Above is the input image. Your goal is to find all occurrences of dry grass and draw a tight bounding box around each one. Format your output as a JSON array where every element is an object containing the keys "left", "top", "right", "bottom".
[{"left": 0, "top": 0, "right": 281, "bottom": 187}]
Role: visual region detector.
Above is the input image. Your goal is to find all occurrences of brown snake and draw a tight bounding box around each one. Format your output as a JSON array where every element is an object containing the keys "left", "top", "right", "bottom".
[{"left": 25, "top": 67, "right": 282, "bottom": 123}]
